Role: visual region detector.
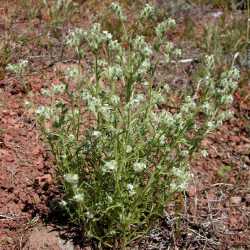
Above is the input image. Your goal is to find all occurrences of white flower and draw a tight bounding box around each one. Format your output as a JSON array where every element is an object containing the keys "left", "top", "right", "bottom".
[
  {"left": 107, "top": 195, "right": 113, "bottom": 203},
  {"left": 66, "top": 28, "right": 85, "bottom": 48},
  {"left": 207, "top": 121, "right": 216, "bottom": 130},
  {"left": 66, "top": 66, "right": 81, "bottom": 80},
  {"left": 59, "top": 200, "right": 67, "bottom": 207},
  {"left": 127, "top": 183, "right": 136, "bottom": 196},
  {"left": 172, "top": 167, "right": 186, "bottom": 178},
  {"left": 170, "top": 182, "right": 178, "bottom": 191},
  {"left": 133, "top": 36, "right": 152, "bottom": 57},
  {"left": 174, "top": 48, "right": 182, "bottom": 58},
  {"left": 164, "top": 41, "right": 174, "bottom": 53},
  {"left": 41, "top": 88, "right": 52, "bottom": 97},
  {"left": 126, "top": 145, "right": 132, "bottom": 153},
  {"left": 20, "top": 59, "right": 28, "bottom": 67},
  {"left": 105, "top": 65, "right": 123, "bottom": 80},
  {"left": 7, "top": 59, "right": 28, "bottom": 75},
  {"left": 155, "top": 18, "right": 176, "bottom": 39},
  {"left": 68, "top": 134, "right": 75, "bottom": 143},
  {"left": 24, "top": 100, "right": 32, "bottom": 108},
  {"left": 230, "top": 67, "right": 240, "bottom": 80},
  {"left": 217, "top": 110, "right": 234, "bottom": 123},
  {"left": 156, "top": 165, "right": 162, "bottom": 170},
  {"left": 103, "top": 160, "right": 118, "bottom": 172},
  {"left": 201, "top": 150, "right": 208, "bottom": 158},
  {"left": 170, "top": 181, "right": 188, "bottom": 192},
  {"left": 73, "top": 193, "right": 84, "bottom": 202},
  {"left": 133, "top": 162, "right": 146, "bottom": 173},
  {"left": 86, "top": 211, "right": 94, "bottom": 219},
  {"left": 99, "top": 104, "right": 112, "bottom": 120},
  {"left": 110, "top": 2, "right": 126, "bottom": 21},
  {"left": 138, "top": 59, "right": 151, "bottom": 75},
  {"left": 81, "top": 90, "right": 92, "bottom": 101},
  {"left": 163, "top": 84, "right": 170, "bottom": 92},
  {"left": 128, "top": 94, "right": 145, "bottom": 109},
  {"left": 140, "top": 4, "right": 155, "bottom": 20},
  {"left": 152, "top": 91, "right": 165, "bottom": 104},
  {"left": 86, "top": 96, "right": 102, "bottom": 114},
  {"left": 157, "top": 110, "right": 174, "bottom": 127},
  {"left": 108, "top": 39, "right": 122, "bottom": 53},
  {"left": 220, "top": 95, "right": 233, "bottom": 105},
  {"left": 85, "top": 23, "right": 104, "bottom": 51},
  {"left": 170, "top": 166, "right": 190, "bottom": 191},
  {"left": 224, "top": 110, "right": 234, "bottom": 119},
  {"left": 202, "top": 102, "right": 213, "bottom": 115},
  {"left": 36, "top": 106, "right": 52, "bottom": 119},
  {"left": 110, "top": 95, "right": 120, "bottom": 105},
  {"left": 181, "top": 150, "right": 189, "bottom": 157},
  {"left": 92, "top": 130, "right": 102, "bottom": 138},
  {"left": 159, "top": 134, "right": 166, "bottom": 145},
  {"left": 181, "top": 96, "right": 196, "bottom": 113},
  {"left": 96, "top": 58, "right": 106, "bottom": 66},
  {"left": 102, "top": 30, "right": 112, "bottom": 41},
  {"left": 64, "top": 173, "right": 79, "bottom": 185},
  {"left": 52, "top": 84, "right": 66, "bottom": 94}
]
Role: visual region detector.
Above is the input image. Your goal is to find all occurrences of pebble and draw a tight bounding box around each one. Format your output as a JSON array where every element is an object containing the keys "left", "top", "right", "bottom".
[{"left": 230, "top": 196, "right": 242, "bottom": 205}]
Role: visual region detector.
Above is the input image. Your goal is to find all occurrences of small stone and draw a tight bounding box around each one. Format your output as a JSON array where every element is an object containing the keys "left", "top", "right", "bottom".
[
  {"left": 237, "top": 144, "right": 250, "bottom": 155},
  {"left": 245, "top": 194, "right": 250, "bottom": 206},
  {"left": 230, "top": 196, "right": 242, "bottom": 205},
  {"left": 35, "top": 174, "right": 53, "bottom": 188},
  {"left": 32, "top": 193, "right": 41, "bottom": 204},
  {"left": 2, "top": 236, "right": 14, "bottom": 245}
]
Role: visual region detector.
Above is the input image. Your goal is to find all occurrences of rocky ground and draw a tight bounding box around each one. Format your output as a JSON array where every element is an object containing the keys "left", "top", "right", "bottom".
[{"left": 0, "top": 0, "right": 249, "bottom": 249}]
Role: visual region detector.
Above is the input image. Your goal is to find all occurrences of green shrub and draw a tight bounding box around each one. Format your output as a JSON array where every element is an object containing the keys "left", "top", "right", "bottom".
[
  {"left": 6, "top": 59, "right": 29, "bottom": 92},
  {"left": 42, "top": 0, "right": 78, "bottom": 38},
  {"left": 35, "top": 3, "right": 239, "bottom": 248}
]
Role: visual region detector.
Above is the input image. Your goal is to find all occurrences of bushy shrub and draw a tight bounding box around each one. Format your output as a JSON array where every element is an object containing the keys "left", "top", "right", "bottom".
[
  {"left": 7, "top": 59, "right": 29, "bottom": 92},
  {"left": 42, "top": 0, "right": 78, "bottom": 30},
  {"left": 35, "top": 3, "right": 239, "bottom": 248}
]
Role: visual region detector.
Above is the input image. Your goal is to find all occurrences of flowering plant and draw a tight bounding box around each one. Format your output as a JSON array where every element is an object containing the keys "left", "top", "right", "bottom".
[
  {"left": 36, "top": 3, "right": 239, "bottom": 248},
  {"left": 7, "top": 59, "right": 29, "bottom": 92}
]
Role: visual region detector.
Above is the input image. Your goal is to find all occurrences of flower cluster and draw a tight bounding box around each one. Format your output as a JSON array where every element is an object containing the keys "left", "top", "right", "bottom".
[
  {"left": 103, "top": 160, "right": 118, "bottom": 173},
  {"left": 7, "top": 59, "right": 28, "bottom": 76},
  {"left": 110, "top": 2, "right": 126, "bottom": 21},
  {"left": 155, "top": 18, "right": 176, "bottom": 39},
  {"left": 105, "top": 65, "right": 123, "bottom": 81},
  {"left": 66, "top": 28, "right": 85, "bottom": 48},
  {"left": 133, "top": 162, "right": 146, "bottom": 173},
  {"left": 133, "top": 35, "right": 153, "bottom": 57},
  {"left": 170, "top": 166, "right": 190, "bottom": 192},
  {"left": 139, "top": 4, "right": 155, "bottom": 20},
  {"left": 36, "top": 106, "right": 52, "bottom": 120},
  {"left": 86, "top": 23, "right": 106, "bottom": 52},
  {"left": 66, "top": 24, "right": 113, "bottom": 54}
]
